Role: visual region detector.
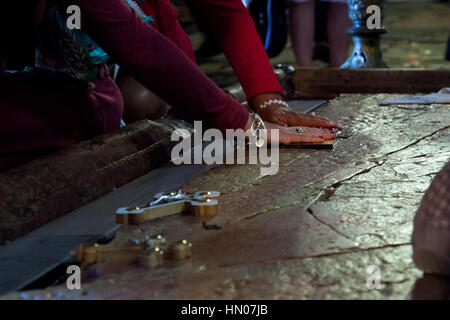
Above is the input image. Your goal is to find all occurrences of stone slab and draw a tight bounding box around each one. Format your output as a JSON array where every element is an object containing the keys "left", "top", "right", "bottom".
[{"left": 2, "top": 93, "right": 448, "bottom": 299}]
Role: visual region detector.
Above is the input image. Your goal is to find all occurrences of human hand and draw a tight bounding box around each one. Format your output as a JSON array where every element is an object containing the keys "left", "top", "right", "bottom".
[
  {"left": 251, "top": 93, "right": 342, "bottom": 130},
  {"left": 244, "top": 114, "right": 336, "bottom": 145}
]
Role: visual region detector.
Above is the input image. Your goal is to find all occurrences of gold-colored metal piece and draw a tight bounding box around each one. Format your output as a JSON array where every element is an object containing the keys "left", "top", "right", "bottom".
[
  {"left": 116, "top": 191, "right": 220, "bottom": 224},
  {"left": 138, "top": 249, "right": 164, "bottom": 269},
  {"left": 169, "top": 240, "right": 193, "bottom": 261},
  {"left": 75, "top": 235, "right": 194, "bottom": 268},
  {"left": 126, "top": 206, "right": 140, "bottom": 212},
  {"left": 75, "top": 244, "right": 144, "bottom": 265}
]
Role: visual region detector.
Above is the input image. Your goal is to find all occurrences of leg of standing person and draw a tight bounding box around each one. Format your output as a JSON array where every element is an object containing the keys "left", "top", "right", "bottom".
[
  {"left": 290, "top": 0, "right": 315, "bottom": 67},
  {"left": 327, "top": 1, "right": 351, "bottom": 67}
]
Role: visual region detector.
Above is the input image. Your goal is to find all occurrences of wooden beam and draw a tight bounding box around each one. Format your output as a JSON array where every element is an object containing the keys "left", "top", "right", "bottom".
[
  {"left": 292, "top": 68, "right": 450, "bottom": 99},
  {"left": 0, "top": 118, "right": 193, "bottom": 244}
]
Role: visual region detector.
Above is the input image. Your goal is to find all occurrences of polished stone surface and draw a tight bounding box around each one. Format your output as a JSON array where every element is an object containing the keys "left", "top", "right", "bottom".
[
  {"left": 4, "top": 93, "right": 449, "bottom": 299},
  {"left": 2, "top": 0, "right": 450, "bottom": 300}
]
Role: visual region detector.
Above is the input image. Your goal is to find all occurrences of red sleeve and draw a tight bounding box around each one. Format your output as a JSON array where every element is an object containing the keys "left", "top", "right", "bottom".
[
  {"left": 75, "top": 0, "right": 248, "bottom": 133},
  {"left": 192, "top": 0, "right": 284, "bottom": 102}
]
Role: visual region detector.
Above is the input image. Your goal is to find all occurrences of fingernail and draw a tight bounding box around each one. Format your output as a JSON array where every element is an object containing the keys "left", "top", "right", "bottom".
[{"left": 319, "top": 136, "right": 324, "bottom": 138}]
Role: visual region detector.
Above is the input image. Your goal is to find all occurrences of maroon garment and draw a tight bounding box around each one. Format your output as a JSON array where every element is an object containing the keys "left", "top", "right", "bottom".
[
  {"left": 140, "top": 0, "right": 284, "bottom": 101},
  {"left": 0, "top": 64, "right": 123, "bottom": 154},
  {"left": 189, "top": 0, "right": 284, "bottom": 101},
  {"left": 0, "top": 0, "right": 249, "bottom": 167},
  {"left": 77, "top": 0, "right": 248, "bottom": 131},
  {"left": 140, "top": 0, "right": 197, "bottom": 64}
]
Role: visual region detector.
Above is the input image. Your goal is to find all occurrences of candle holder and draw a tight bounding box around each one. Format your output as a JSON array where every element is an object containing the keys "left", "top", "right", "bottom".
[{"left": 341, "top": 0, "right": 388, "bottom": 68}]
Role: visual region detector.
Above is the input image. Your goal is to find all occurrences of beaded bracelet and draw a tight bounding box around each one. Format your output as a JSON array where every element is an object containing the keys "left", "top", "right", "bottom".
[{"left": 258, "top": 99, "right": 289, "bottom": 109}]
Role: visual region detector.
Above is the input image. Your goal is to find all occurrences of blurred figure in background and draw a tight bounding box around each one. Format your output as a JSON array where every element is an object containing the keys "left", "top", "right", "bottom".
[
  {"left": 190, "top": 0, "right": 288, "bottom": 60},
  {"left": 290, "top": 0, "right": 351, "bottom": 67},
  {"left": 446, "top": 36, "right": 449, "bottom": 61},
  {"left": 246, "top": 0, "right": 288, "bottom": 59}
]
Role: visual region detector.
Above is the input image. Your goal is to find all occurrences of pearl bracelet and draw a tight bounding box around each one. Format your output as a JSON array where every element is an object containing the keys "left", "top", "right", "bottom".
[{"left": 258, "top": 99, "right": 289, "bottom": 109}]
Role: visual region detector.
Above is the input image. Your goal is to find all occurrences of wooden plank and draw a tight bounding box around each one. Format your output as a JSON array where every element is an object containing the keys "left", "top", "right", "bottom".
[
  {"left": 0, "top": 118, "right": 192, "bottom": 244},
  {"left": 293, "top": 68, "right": 450, "bottom": 99}
]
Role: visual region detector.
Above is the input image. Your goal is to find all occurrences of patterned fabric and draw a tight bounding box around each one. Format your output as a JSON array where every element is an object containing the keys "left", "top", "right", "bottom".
[
  {"left": 35, "top": 0, "right": 97, "bottom": 83},
  {"left": 84, "top": 0, "right": 155, "bottom": 65},
  {"left": 124, "top": 0, "right": 155, "bottom": 24},
  {"left": 12, "top": 0, "right": 155, "bottom": 85}
]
